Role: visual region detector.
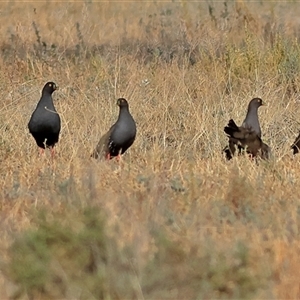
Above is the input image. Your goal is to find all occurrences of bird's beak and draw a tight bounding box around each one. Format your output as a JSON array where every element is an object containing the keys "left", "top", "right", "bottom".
[
  {"left": 262, "top": 100, "right": 266, "bottom": 106},
  {"left": 55, "top": 86, "right": 59, "bottom": 91}
]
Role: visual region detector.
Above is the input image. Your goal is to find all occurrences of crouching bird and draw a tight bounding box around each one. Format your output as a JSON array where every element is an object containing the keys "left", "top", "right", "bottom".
[
  {"left": 223, "top": 98, "right": 271, "bottom": 160},
  {"left": 91, "top": 98, "right": 136, "bottom": 161},
  {"left": 28, "top": 82, "right": 61, "bottom": 158}
]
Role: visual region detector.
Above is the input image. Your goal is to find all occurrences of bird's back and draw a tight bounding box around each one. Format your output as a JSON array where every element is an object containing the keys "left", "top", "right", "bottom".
[{"left": 91, "top": 126, "right": 115, "bottom": 159}]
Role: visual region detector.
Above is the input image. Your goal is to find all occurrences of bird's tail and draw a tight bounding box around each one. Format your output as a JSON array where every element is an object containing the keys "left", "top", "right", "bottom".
[
  {"left": 224, "top": 119, "right": 239, "bottom": 137},
  {"left": 291, "top": 133, "right": 300, "bottom": 155}
]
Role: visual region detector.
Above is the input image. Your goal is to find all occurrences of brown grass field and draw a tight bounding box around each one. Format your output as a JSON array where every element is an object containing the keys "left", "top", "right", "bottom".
[{"left": 1, "top": 0, "right": 300, "bottom": 298}]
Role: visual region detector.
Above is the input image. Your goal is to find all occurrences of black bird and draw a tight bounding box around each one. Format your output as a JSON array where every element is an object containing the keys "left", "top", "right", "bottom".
[
  {"left": 91, "top": 98, "right": 136, "bottom": 160},
  {"left": 291, "top": 132, "right": 300, "bottom": 154},
  {"left": 28, "top": 82, "right": 61, "bottom": 157},
  {"left": 223, "top": 98, "right": 270, "bottom": 160}
]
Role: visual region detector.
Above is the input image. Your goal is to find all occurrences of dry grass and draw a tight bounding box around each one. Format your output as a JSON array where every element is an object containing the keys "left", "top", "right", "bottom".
[{"left": 1, "top": 1, "right": 300, "bottom": 299}]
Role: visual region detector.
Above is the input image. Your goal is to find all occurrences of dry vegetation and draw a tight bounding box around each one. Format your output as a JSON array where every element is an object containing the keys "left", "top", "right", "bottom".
[{"left": 1, "top": 0, "right": 300, "bottom": 298}]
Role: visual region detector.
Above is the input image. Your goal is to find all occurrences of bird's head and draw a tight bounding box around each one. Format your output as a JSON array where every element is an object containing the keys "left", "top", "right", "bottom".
[
  {"left": 117, "top": 98, "right": 129, "bottom": 108},
  {"left": 249, "top": 98, "right": 265, "bottom": 109},
  {"left": 42, "top": 82, "right": 59, "bottom": 95}
]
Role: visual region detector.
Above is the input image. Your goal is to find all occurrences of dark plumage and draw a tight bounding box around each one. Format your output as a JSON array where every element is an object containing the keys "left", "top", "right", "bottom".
[
  {"left": 223, "top": 98, "right": 270, "bottom": 160},
  {"left": 28, "top": 82, "right": 61, "bottom": 156},
  {"left": 223, "top": 119, "right": 270, "bottom": 160},
  {"left": 91, "top": 98, "right": 136, "bottom": 160},
  {"left": 291, "top": 133, "right": 300, "bottom": 155}
]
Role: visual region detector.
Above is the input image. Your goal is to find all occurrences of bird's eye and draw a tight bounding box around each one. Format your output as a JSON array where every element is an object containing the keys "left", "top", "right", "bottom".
[{"left": 49, "top": 83, "right": 52, "bottom": 87}]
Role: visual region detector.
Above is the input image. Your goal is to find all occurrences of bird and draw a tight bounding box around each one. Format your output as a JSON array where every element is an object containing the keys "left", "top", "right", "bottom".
[
  {"left": 223, "top": 98, "right": 270, "bottom": 160},
  {"left": 291, "top": 132, "right": 300, "bottom": 154},
  {"left": 91, "top": 98, "right": 136, "bottom": 161},
  {"left": 28, "top": 82, "right": 61, "bottom": 158},
  {"left": 223, "top": 119, "right": 270, "bottom": 160}
]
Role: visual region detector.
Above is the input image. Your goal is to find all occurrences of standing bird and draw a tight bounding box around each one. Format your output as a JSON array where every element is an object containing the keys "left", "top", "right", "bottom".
[
  {"left": 291, "top": 133, "right": 300, "bottom": 154},
  {"left": 91, "top": 98, "right": 136, "bottom": 161},
  {"left": 223, "top": 98, "right": 270, "bottom": 160},
  {"left": 28, "top": 82, "right": 61, "bottom": 158}
]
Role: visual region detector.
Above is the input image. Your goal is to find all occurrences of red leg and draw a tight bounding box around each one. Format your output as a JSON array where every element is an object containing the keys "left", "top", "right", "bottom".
[
  {"left": 50, "top": 147, "right": 55, "bottom": 160},
  {"left": 106, "top": 153, "right": 111, "bottom": 160},
  {"left": 116, "top": 153, "right": 121, "bottom": 162},
  {"left": 39, "top": 148, "right": 45, "bottom": 156},
  {"left": 248, "top": 153, "right": 255, "bottom": 161},
  {"left": 50, "top": 147, "right": 57, "bottom": 173}
]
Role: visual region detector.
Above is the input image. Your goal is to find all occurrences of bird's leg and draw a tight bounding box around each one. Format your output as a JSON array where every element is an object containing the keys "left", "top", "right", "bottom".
[
  {"left": 50, "top": 147, "right": 55, "bottom": 160},
  {"left": 106, "top": 153, "right": 111, "bottom": 160},
  {"left": 116, "top": 149, "right": 122, "bottom": 163},
  {"left": 39, "top": 148, "right": 45, "bottom": 157},
  {"left": 248, "top": 153, "right": 256, "bottom": 161},
  {"left": 50, "top": 147, "right": 57, "bottom": 175}
]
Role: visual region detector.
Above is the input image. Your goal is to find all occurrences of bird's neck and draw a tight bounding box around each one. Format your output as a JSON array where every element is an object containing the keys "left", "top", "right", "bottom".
[
  {"left": 246, "top": 108, "right": 258, "bottom": 119},
  {"left": 39, "top": 94, "right": 55, "bottom": 108},
  {"left": 119, "top": 107, "right": 129, "bottom": 116}
]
